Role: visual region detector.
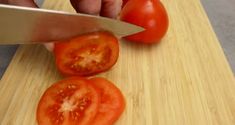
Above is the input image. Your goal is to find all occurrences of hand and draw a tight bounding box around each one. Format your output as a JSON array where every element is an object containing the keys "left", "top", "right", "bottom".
[{"left": 0, "top": 0, "right": 123, "bottom": 51}]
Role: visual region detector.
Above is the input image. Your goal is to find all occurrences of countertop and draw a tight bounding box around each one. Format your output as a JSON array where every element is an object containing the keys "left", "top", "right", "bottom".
[{"left": 0, "top": 0, "right": 234, "bottom": 78}]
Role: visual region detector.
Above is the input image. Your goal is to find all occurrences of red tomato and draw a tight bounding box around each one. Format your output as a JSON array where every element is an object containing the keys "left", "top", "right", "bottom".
[
  {"left": 122, "top": 0, "right": 129, "bottom": 8},
  {"left": 54, "top": 31, "right": 119, "bottom": 76},
  {"left": 89, "top": 77, "right": 125, "bottom": 125},
  {"left": 120, "top": 0, "right": 169, "bottom": 43},
  {"left": 36, "top": 77, "right": 100, "bottom": 125}
]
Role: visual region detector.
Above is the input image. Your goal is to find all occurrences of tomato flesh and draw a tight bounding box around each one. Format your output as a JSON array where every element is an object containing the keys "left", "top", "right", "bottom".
[
  {"left": 54, "top": 31, "right": 119, "bottom": 76},
  {"left": 89, "top": 77, "right": 125, "bottom": 125},
  {"left": 37, "top": 77, "right": 100, "bottom": 125},
  {"left": 68, "top": 45, "right": 112, "bottom": 73}
]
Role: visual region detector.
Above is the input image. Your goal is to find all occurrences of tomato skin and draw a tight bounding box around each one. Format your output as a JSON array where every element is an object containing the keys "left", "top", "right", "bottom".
[
  {"left": 54, "top": 31, "right": 119, "bottom": 76},
  {"left": 36, "top": 77, "right": 100, "bottom": 125},
  {"left": 122, "top": 0, "right": 129, "bottom": 8},
  {"left": 89, "top": 77, "right": 125, "bottom": 125},
  {"left": 120, "top": 0, "right": 169, "bottom": 44}
]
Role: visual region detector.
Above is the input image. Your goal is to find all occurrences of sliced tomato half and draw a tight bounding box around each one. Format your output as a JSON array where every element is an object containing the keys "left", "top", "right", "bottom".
[
  {"left": 54, "top": 31, "right": 119, "bottom": 76},
  {"left": 89, "top": 77, "right": 125, "bottom": 125},
  {"left": 36, "top": 77, "right": 100, "bottom": 125}
]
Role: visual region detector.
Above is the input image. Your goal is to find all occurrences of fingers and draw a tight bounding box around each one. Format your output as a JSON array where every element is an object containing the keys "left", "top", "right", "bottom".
[
  {"left": 70, "top": 0, "right": 102, "bottom": 15},
  {"left": 101, "top": 0, "right": 122, "bottom": 18},
  {"left": 70, "top": 0, "right": 122, "bottom": 18},
  {"left": 0, "top": 0, "right": 8, "bottom": 4},
  {"left": 7, "top": 0, "right": 38, "bottom": 7}
]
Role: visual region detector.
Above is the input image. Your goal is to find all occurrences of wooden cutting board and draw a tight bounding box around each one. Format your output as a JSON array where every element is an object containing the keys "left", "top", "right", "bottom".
[{"left": 0, "top": 0, "right": 235, "bottom": 124}]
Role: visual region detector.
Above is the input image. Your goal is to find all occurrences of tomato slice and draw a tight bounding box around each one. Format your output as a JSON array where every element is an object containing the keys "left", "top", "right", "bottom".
[
  {"left": 37, "top": 77, "right": 100, "bottom": 125},
  {"left": 54, "top": 31, "right": 119, "bottom": 76},
  {"left": 89, "top": 77, "right": 125, "bottom": 125}
]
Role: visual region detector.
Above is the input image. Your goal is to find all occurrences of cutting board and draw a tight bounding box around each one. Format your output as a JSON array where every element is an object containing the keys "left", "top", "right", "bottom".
[{"left": 0, "top": 0, "right": 235, "bottom": 124}]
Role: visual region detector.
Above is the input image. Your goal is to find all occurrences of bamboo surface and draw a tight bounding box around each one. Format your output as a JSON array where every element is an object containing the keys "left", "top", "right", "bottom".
[{"left": 0, "top": 0, "right": 235, "bottom": 125}]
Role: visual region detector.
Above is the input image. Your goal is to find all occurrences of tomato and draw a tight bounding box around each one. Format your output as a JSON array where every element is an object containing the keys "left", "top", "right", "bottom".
[
  {"left": 36, "top": 77, "right": 100, "bottom": 125},
  {"left": 89, "top": 77, "right": 125, "bottom": 125},
  {"left": 120, "top": 0, "right": 169, "bottom": 43},
  {"left": 122, "top": 0, "right": 129, "bottom": 8},
  {"left": 37, "top": 77, "right": 126, "bottom": 125},
  {"left": 54, "top": 31, "right": 119, "bottom": 76}
]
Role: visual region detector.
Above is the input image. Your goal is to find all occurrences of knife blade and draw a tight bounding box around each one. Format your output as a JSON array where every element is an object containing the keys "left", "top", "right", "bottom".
[{"left": 0, "top": 4, "right": 144, "bottom": 44}]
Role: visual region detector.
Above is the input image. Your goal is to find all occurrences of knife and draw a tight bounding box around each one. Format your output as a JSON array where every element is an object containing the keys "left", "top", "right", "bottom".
[{"left": 0, "top": 4, "right": 144, "bottom": 44}]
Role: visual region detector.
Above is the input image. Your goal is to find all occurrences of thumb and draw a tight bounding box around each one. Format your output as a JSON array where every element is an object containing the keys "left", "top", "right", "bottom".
[{"left": 70, "top": 0, "right": 101, "bottom": 15}]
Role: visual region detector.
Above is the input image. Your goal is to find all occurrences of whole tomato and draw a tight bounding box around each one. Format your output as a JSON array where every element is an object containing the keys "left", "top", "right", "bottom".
[{"left": 120, "top": 0, "right": 169, "bottom": 44}]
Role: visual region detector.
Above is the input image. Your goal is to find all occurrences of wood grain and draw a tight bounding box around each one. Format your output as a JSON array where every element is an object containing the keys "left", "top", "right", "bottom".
[{"left": 0, "top": 0, "right": 235, "bottom": 125}]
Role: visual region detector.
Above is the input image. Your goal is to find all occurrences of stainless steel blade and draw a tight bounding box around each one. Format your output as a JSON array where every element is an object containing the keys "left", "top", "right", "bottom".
[{"left": 0, "top": 4, "right": 144, "bottom": 44}]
